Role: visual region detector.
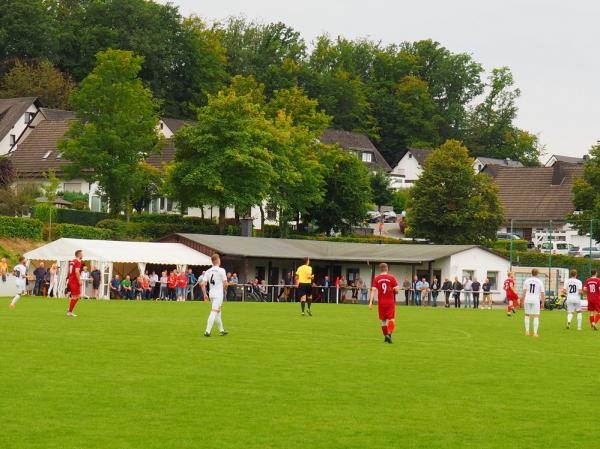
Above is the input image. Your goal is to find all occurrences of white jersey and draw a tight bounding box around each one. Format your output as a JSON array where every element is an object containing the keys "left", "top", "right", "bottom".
[
  {"left": 523, "top": 277, "right": 544, "bottom": 302},
  {"left": 204, "top": 266, "right": 227, "bottom": 299},
  {"left": 564, "top": 278, "right": 582, "bottom": 301},
  {"left": 13, "top": 264, "right": 26, "bottom": 282}
]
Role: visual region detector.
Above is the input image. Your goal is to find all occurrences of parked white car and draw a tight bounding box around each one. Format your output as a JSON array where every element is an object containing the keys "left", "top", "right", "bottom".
[{"left": 538, "top": 241, "right": 574, "bottom": 255}]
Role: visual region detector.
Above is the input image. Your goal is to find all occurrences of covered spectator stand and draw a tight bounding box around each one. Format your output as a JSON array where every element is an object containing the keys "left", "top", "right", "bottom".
[{"left": 23, "top": 238, "right": 212, "bottom": 299}]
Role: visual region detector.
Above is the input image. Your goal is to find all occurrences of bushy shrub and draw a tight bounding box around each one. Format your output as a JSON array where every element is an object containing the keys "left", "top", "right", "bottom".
[
  {"left": 96, "top": 219, "right": 219, "bottom": 240},
  {"left": 55, "top": 209, "right": 110, "bottom": 226},
  {"left": 51, "top": 223, "right": 114, "bottom": 240},
  {"left": 495, "top": 249, "right": 600, "bottom": 276},
  {"left": 288, "top": 234, "right": 415, "bottom": 245},
  {"left": 31, "top": 204, "right": 57, "bottom": 223},
  {"left": 0, "top": 216, "right": 43, "bottom": 240},
  {"left": 487, "top": 239, "right": 529, "bottom": 252}
]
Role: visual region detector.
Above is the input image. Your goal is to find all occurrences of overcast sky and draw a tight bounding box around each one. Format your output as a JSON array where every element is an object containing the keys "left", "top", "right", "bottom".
[{"left": 167, "top": 0, "right": 600, "bottom": 160}]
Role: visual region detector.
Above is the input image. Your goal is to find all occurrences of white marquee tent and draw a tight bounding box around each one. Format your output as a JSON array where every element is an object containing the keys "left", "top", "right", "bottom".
[{"left": 24, "top": 238, "right": 212, "bottom": 299}]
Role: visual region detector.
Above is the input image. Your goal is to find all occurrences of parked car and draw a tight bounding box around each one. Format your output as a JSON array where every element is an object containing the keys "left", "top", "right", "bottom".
[
  {"left": 496, "top": 232, "right": 523, "bottom": 240},
  {"left": 538, "top": 241, "right": 574, "bottom": 255},
  {"left": 382, "top": 211, "right": 397, "bottom": 223},
  {"left": 366, "top": 211, "right": 381, "bottom": 223},
  {"left": 567, "top": 246, "right": 600, "bottom": 258}
]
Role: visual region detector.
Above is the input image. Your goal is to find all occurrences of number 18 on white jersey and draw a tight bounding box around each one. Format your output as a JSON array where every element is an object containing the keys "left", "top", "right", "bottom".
[{"left": 523, "top": 277, "right": 544, "bottom": 302}]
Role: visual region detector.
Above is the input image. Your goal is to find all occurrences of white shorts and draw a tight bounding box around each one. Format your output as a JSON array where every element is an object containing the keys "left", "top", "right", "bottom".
[
  {"left": 524, "top": 300, "right": 541, "bottom": 315},
  {"left": 566, "top": 299, "right": 582, "bottom": 313},
  {"left": 15, "top": 280, "right": 26, "bottom": 294},
  {"left": 210, "top": 296, "right": 224, "bottom": 310}
]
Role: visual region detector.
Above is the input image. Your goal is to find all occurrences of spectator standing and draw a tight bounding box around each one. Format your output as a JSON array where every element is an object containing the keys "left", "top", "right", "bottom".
[
  {"left": 322, "top": 275, "right": 332, "bottom": 303},
  {"left": 442, "top": 278, "right": 452, "bottom": 308},
  {"left": 227, "top": 272, "right": 238, "bottom": 301},
  {"left": 110, "top": 274, "right": 122, "bottom": 299},
  {"left": 431, "top": 277, "right": 440, "bottom": 307},
  {"left": 402, "top": 277, "right": 411, "bottom": 306},
  {"left": 158, "top": 271, "right": 168, "bottom": 300},
  {"left": 176, "top": 270, "right": 187, "bottom": 301},
  {"left": 356, "top": 278, "right": 368, "bottom": 303},
  {"left": 463, "top": 277, "right": 473, "bottom": 308},
  {"left": 472, "top": 277, "right": 481, "bottom": 309},
  {"left": 411, "top": 275, "right": 419, "bottom": 306},
  {"left": 258, "top": 279, "right": 268, "bottom": 301},
  {"left": 186, "top": 268, "right": 196, "bottom": 301},
  {"left": 80, "top": 266, "right": 90, "bottom": 299},
  {"left": 133, "top": 276, "right": 144, "bottom": 299},
  {"left": 90, "top": 266, "right": 101, "bottom": 299},
  {"left": 142, "top": 274, "right": 151, "bottom": 300},
  {"left": 338, "top": 275, "right": 348, "bottom": 303},
  {"left": 121, "top": 275, "right": 133, "bottom": 300},
  {"left": 47, "top": 263, "right": 59, "bottom": 298},
  {"left": 196, "top": 271, "right": 206, "bottom": 300},
  {"left": 167, "top": 270, "right": 177, "bottom": 300},
  {"left": 482, "top": 278, "right": 492, "bottom": 309},
  {"left": 415, "top": 277, "right": 423, "bottom": 306},
  {"left": 452, "top": 276, "right": 463, "bottom": 308},
  {"left": 420, "top": 277, "right": 430, "bottom": 305},
  {"left": 33, "top": 262, "right": 47, "bottom": 296},
  {"left": 149, "top": 271, "right": 159, "bottom": 299},
  {"left": 0, "top": 257, "right": 8, "bottom": 282}
]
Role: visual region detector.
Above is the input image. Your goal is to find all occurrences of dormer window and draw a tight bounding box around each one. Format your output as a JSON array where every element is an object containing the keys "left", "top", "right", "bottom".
[
  {"left": 9, "top": 134, "right": 16, "bottom": 146},
  {"left": 408, "top": 153, "right": 413, "bottom": 158},
  {"left": 24, "top": 112, "right": 34, "bottom": 124},
  {"left": 43, "top": 151, "right": 52, "bottom": 159}
]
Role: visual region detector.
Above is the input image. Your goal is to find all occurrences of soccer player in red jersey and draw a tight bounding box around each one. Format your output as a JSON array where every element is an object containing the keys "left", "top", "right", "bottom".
[
  {"left": 369, "top": 263, "right": 399, "bottom": 344},
  {"left": 67, "top": 249, "right": 83, "bottom": 317},
  {"left": 584, "top": 269, "right": 600, "bottom": 330},
  {"left": 504, "top": 272, "right": 519, "bottom": 316}
]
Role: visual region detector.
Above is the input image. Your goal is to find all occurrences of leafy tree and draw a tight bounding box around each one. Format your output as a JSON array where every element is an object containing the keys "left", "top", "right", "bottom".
[
  {"left": 309, "top": 146, "right": 372, "bottom": 235},
  {"left": 0, "top": 156, "right": 15, "bottom": 189},
  {"left": 130, "top": 162, "right": 164, "bottom": 213},
  {"left": 41, "top": 169, "right": 60, "bottom": 202},
  {"left": 0, "top": 183, "right": 39, "bottom": 216},
  {"left": 571, "top": 142, "right": 600, "bottom": 240},
  {"left": 391, "top": 189, "right": 409, "bottom": 214},
  {"left": 370, "top": 170, "right": 394, "bottom": 211},
  {"left": 216, "top": 17, "right": 305, "bottom": 96},
  {"left": 406, "top": 140, "right": 503, "bottom": 244},
  {"left": 59, "top": 49, "right": 160, "bottom": 217},
  {"left": 169, "top": 88, "right": 276, "bottom": 233},
  {"left": 0, "top": 0, "right": 58, "bottom": 61},
  {"left": 0, "top": 60, "right": 75, "bottom": 109}
]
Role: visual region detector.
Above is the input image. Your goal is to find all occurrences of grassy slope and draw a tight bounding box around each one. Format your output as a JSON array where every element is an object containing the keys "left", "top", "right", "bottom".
[
  {"left": 0, "top": 300, "right": 598, "bottom": 449},
  {"left": 0, "top": 238, "right": 44, "bottom": 265}
]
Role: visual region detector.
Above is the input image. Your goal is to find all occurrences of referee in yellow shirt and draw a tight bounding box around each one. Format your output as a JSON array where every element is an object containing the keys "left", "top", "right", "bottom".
[{"left": 296, "top": 257, "right": 314, "bottom": 316}]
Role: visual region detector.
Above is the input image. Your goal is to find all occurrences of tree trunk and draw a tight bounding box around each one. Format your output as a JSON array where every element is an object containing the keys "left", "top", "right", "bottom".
[
  {"left": 218, "top": 207, "right": 226, "bottom": 234},
  {"left": 259, "top": 205, "right": 265, "bottom": 232}
]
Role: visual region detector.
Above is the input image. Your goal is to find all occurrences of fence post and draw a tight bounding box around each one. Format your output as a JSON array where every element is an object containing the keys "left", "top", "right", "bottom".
[
  {"left": 242, "top": 285, "right": 245, "bottom": 302},
  {"left": 336, "top": 286, "right": 339, "bottom": 304}
]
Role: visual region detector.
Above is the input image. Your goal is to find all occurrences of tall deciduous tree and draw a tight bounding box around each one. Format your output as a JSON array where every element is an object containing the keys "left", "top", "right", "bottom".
[
  {"left": 406, "top": 140, "right": 503, "bottom": 244},
  {"left": 309, "top": 147, "right": 372, "bottom": 235},
  {"left": 0, "top": 60, "right": 75, "bottom": 109},
  {"left": 571, "top": 142, "right": 600, "bottom": 240},
  {"left": 370, "top": 170, "right": 394, "bottom": 211},
  {"left": 169, "top": 88, "right": 276, "bottom": 233},
  {"left": 59, "top": 49, "right": 160, "bottom": 217}
]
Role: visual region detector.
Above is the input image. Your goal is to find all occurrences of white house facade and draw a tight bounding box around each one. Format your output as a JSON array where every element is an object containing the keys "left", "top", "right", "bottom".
[
  {"left": 0, "top": 97, "right": 42, "bottom": 156},
  {"left": 389, "top": 148, "right": 431, "bottom": 190}
]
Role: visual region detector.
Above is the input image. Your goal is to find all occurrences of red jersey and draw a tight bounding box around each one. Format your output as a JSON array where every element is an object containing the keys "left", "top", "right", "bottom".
[
  {"left": 373, "top": 273, "right": 398, "bottom": 305},
  {"left": 68, "top": 258, "right": 82, "bottom": 284},
  {"left": 504, "top": 278, "right": 518, "bottom": 300},
  {"left": 584, "top": 277, "right": 600, "bottom": 301},
  {"left": 167, "top": 275, "right": 177, "bottom": 288},
  {"left": 176, "top": 273, "right": 187, "bottom": 288}
]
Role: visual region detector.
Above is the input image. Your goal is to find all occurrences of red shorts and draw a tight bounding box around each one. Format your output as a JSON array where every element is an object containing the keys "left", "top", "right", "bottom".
[
  {"left": 68, "top": 280, "right": 81, "bottom": 297},
  {"left": 588, "top": 299, "right": 600, "bottom": 312},
  {"left": 507, "top": 296, "right": 519, "bottom": 304},
  {"left": 378, "top": 302, "right": 395, "bottom": 321}
]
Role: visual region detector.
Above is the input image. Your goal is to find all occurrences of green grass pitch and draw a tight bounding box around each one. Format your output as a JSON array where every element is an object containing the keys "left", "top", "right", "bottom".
[{"left": 1, "top": 297, "right": 598, "bottom": 449}]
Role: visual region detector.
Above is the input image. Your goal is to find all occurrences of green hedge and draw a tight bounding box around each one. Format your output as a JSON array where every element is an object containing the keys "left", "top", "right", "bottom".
[
  {"left": 496, "top": 249, "right": 600, "bottom": 276},
  {"left": 51, "top": 223, "right": 114, "bottom": 240},
  {"left": 96, "top": 219, "right": 219, "bottom": 240},
  {"left": 0, "top": 216, "right": 44, "bottom": 240},
  {"left": 487, "top": 239, "right": 529, "bottom": 252},
  {"left": 129, "top": 213, "right": 216, "bottom": 225},
  {"left": 32, "top": 206, "right": 109, "bottom": 226},
  {"left": 288, "top": 234, "right": 415, "bottom": 245}
]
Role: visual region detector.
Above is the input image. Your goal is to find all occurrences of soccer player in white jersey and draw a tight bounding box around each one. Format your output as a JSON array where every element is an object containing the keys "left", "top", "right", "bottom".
[
  {"left": 201, "top": 253, "right": 229, "bottom": 337},
  {"left": 521, "top": 268, "right": 545, "bottom": 337},
  {"left": 562, "top": 269, "right": 583, "bottom": 330},
  {"left": 9, "top": 257, "right": 28, "bottom": 309}
]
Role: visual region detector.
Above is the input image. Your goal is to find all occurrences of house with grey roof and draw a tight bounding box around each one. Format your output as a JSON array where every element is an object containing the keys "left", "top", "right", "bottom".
[
  {"left": 472, "top": 156, "right": 523, "bottom": 173},
  {"left": 0, "top": 97, "right": 42, "bottom": 155},
  {"left": 161, "top": 233, "right": 510, "bottom": 299},
  {"left": 320, "top": 129, "right": 392, "bottom": 172},
  {"left": 544, "top": 154, "right": 585, "bottom": 167},
  {"left": 157, "top": 117, "right": 196, "bottom": 138},
  {"left": 389, "top": 148, "right": 432, "bottom": 190}
]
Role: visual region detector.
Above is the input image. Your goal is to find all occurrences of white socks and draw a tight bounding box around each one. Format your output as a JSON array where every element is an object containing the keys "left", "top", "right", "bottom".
[
  {"left": 577, "top": 312, "right": 582, "bottom": 330},
  {"left": 11, "top": 294, "right": 20, "bottom": 306},
  {"left": 206, "top": 310, "right": 217, "bottom": 333},
  {"left": 533, "top": 317, "right": 539, "bottom": 335},
  {"left": 524, "top": 315, "right": 530, "bottom": 333},
  {"left": 215, "top": 314, "right": 224, "bottom": 332},
  {"left": 567, "top": 313, "right": 573, "bottom": 324}
]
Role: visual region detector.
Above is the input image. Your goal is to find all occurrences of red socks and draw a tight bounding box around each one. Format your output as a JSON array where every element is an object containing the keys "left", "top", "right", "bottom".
[
  {"left": 507, "top": 305, "right": 512, "bottom": 313},
  {"left": 387, "top": 321, "right": 395, "bottom": 334},
  {"left": 381, "top": 325, "right": 388, "bottom": 336},
  {"left": 595, "top": 315, "right": 600, "bottom": 324},
  {"left": 68, "top": 298, "right": 79, "bottom": 313}
]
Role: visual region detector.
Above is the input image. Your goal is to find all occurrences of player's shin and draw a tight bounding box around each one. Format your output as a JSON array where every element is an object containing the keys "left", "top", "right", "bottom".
[
  {"left": 577, "top": 312, "right": 582, "bottom": 330},
  {"left": 381, "top": 320, "right": 388, "bottom": 336},
  {"left": 524, "top": 315, "right": 530, "bottom": 334},
  {"left": 533, "top": 317, "right": 539, "bottom": 335},
  {"left": 68, "top": 298, "right": 78, "bottom": 313},
  {"left": 387, "top": 320, "right": 395, "bottom": 334}
]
